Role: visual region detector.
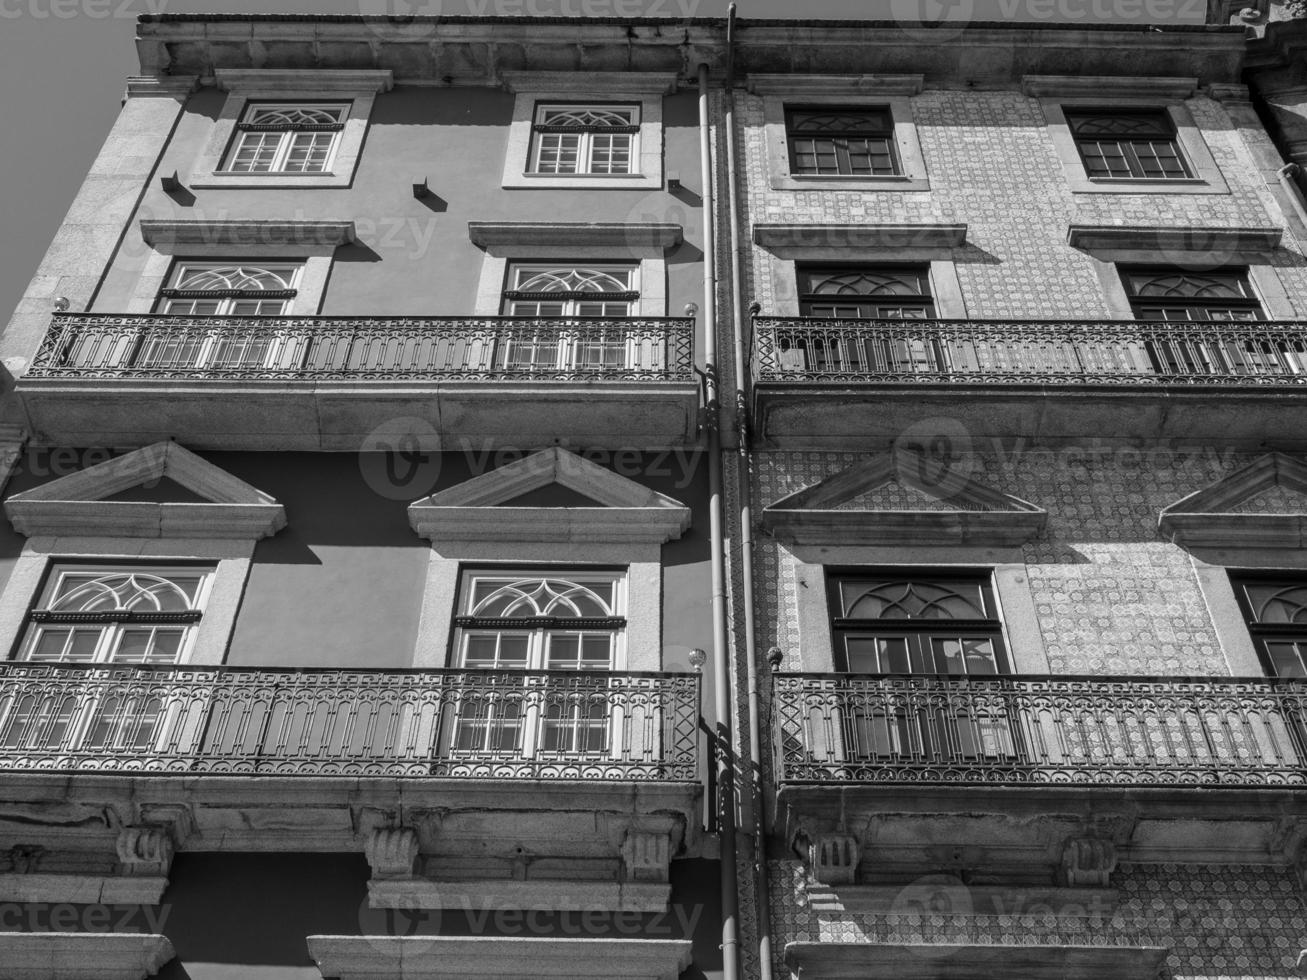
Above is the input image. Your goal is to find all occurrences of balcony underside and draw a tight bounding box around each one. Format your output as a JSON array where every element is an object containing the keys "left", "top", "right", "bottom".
[
  {"left": 0, "top": 772, "right": 701, "bottom": 855},
  {"left": 754, "top": 383, "right": 1307, "bottom": 449},
  {"left": 17, "top": 379, "right": 700, "bottom": 451},
  {"left": 775, "top": 782, "right": 1307, "bottom": 874}
]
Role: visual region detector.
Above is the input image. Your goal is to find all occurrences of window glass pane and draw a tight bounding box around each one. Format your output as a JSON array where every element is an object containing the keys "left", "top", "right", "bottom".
[
  {"left": 839, "top": 580, "right": 988, "bottom": 620},
  {"left": 1266, "top": 642, "right": 1307, "bottom": 678}
]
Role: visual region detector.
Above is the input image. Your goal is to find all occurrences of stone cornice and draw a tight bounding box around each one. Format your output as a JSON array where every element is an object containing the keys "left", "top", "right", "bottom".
[
  {"left": 134, "top": 17, "right": 1246, "bottom": 88},
  {"left": 784, "top": 942, "right": 1168, "bottom": 980},
  {"left": 753, "top": 223, "right": 966, "bottom": 252},
  {"left": 1021, "top": 74, "right": 1197, "bottom": 98},
  {"left": 306, "top": 936, "right": 693, "bottom": 979},
  {"left": 140, "top": 219, "right": 357, "bottom": 251},
  {"left": 747, "top": 73, "right": 923, "bottom": 96},
  {"left": 213, "top": 67, "right": 393, "bottom": 93},
  {"left": 0, "top": 933, "right": 175, "bottom": 980},
  {"left": 1067, "top": 224, "right": 1283, "bottom": 252},
  {"left": 468, "top": 221, "right": 683, "bottom": 253},
  {"left": 1160, "top": 452, "right": 1307, "bottom": 548},
  {"left": 124, "top": 75, "right": 199, "bottom": 99},
  {"left": 499, "top": 70, "right": 678, "bottom": 94}
]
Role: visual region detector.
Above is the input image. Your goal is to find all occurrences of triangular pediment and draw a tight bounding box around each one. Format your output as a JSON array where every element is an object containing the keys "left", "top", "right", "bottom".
[
  {"left": 5, "top": 442, "right": 285, "bottom": 540},
  {"left": 762, "top": 450, "right": 1046, "bottom": 546},
  {"left": 1160, "top": 453, "right": 1307, "bottom": 548},
  {"left": 408, "top": 448, "right": 691, "bottom": 544}
]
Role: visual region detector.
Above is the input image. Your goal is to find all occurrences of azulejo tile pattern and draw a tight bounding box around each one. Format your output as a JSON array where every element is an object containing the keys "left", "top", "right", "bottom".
[{"left": 768, "top": 860, "right": 1307, "bottom": 980}]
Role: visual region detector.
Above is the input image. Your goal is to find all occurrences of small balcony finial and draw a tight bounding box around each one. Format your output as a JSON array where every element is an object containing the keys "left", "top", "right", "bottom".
[
  {"left": 52, "top": 297, "right": 70, "bottom": 313},
  {"left": 688, "top": 648, "right": 707, "bottom": 671},
  {"left": 684, "top": 302, "right": 699, "bottom": 318},
  {"left": 767, "top": 646, "right": 785, "bottom": 669}
]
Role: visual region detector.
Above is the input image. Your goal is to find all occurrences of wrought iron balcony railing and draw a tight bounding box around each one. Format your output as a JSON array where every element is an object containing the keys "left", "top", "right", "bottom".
[
  {"left": 0, "top": 663, "right": 700, "bottom": 781},
  {"left": 25, "top": 314, "right": 695, "bottom": 383},
  {"left": 753, "top": 317, "right": 1307, "bottom": 386},
  {"left": 774, "top": 673, "right": 1307, "bottom": 787}
]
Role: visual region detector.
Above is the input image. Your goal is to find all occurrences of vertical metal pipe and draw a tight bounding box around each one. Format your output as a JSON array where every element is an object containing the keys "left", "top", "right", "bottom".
[
  {"left": 721, "top": 5, "right": 774, "bottom": 978},
  {"left": 699, "top": 58, "right": 740, "bottom": 980}
]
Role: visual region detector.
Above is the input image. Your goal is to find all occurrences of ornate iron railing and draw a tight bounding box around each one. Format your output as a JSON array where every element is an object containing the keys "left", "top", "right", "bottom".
[
  {"left": 773, "top": 673, "right": 1307, "bottom": 786},
  {"left": 25, "top": 314, "right": 695, "bottom": 383},
  {"left": 0, "top": 663, "right": 700, "bottom": 780},
  {"left": 753, "top": 316, "right": 1307, "bottom": 386}
]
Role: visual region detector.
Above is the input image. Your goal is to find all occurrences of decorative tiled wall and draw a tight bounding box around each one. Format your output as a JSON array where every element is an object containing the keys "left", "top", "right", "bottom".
[{"left": 768, "top": 859, "right": 1307, "bottom": 979}]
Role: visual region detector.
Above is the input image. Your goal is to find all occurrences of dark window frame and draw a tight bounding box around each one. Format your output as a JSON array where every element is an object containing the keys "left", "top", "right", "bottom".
[
  {"left": 784, "top": 105, "right": 901, "bottom": 177},
  {"left": 1065, "top": 107, "right": 1192, "bottom": 181},
  {"left": 825, "top": 569, "right": 1010, "bottom": 675},
  {"left": 1230, "top": 571, "right": 1307, "bottom": 678}
]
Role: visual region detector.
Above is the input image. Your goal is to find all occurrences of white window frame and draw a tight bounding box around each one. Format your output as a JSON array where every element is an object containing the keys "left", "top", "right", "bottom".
[
  {"left": 4, "top": 563, "right": 217, "bottom": 758},
  {"left": 221, "top": 101, "right": 349, "bottom": 175},
  {"left": 750, "top": 75, "right": 929, "bottom": 193},
  {"left": 189, "top": 69, "right": 391, "bottom": 189},
  {"left": 448, "top": 569, "right": 630, "bottom": 762},
  {"left": 499, "top": 72, "right": 672, "bottom": 190},
  {"left": 528, "top": 103, "right": 640, "bottom": 177},
  {"left": 154, "top": 260, "right": 304, "bottom": 316},
  {"left": 18, "top": 563, "right": 215, "bottom": 666}
]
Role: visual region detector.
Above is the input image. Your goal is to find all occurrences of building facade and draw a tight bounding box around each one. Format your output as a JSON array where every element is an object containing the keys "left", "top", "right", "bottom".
[{"left": 0, "top": 5, "right": 1306, "bottom": 980}]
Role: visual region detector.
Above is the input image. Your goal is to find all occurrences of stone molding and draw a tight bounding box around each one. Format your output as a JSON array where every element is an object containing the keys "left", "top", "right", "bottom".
[
  {"left": 140, "top": 219, "right": 356, "bottom": 251},
  {"left": 1160, "top": 452, "right": 1307, "bottom": 548},
  {"left": 5, "top": 441, "right": 286, "bottom": 540},
  {"left": 367, "top": 879, "right": 672, "bottom": 913},
  {"left": 468, "top": 221, "right": 683, "bottom": 254},
  {"left": 762, "top": 449, "right": 1046, "bottom": 547},
  {"left": 1066, "top": 224, "right": 1282, "bottom": 252},
  {"left": 213, "top": 68, "right": 393, "bottom": 93},
  {"left": 747, "top": 73, "right": 923, "bottom": 96},
  {"left": 0, "top": 933, "right": 175, "bottom": 980},
  {"left": 499, "top": 70, "right": 677, "bottom": 94},
  {"left": 306, "top": 936, "right": 693, "bottom": 979},
  {"left": 1022, "top": 74, "right": 1197, "bottom": 98},
  {"left": 408, "top": 447, "right": 691, "bottom": 544},
  {"left": 784, "top": 941, "right": 1168, "bottom": 979},
  {"left": 753, "top": 223, "right": 966, "bottom": 252},
  {"left": 124, "top": 75, "right": 199, "bottom": 99},
  {"left": 806, "top": 882, "right": 1120, "bottom": 917}
]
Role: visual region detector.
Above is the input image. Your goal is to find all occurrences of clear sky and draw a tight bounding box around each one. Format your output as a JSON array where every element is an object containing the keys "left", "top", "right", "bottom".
[{"left": 0, "top": 0, "right": 1209, "bottom": 325}]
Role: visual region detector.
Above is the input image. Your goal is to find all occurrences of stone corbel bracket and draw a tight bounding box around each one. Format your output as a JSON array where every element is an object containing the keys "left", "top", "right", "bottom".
[
  {"left": 1059, "top": 836, "right": 1118, "bottom": 888},
  {"left": 0, "top": 822, "right": 182, "bottom": 905}
]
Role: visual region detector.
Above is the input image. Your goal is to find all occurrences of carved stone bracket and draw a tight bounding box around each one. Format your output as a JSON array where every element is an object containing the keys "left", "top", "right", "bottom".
[
  {"left": 365, "top": 828, "right": 420, "bottom": 881},
  {"left": 810, "top": 833, "right": 861, "bottom": 886},
  {"left": 117, "top": 827, "right": 176, "bottom": 878},
  {"left": 1060, "top": 837, "right": 1118, "bottom": 888},
  {"left": 622, "top": 830, "right": 671, "bottom": 884}
]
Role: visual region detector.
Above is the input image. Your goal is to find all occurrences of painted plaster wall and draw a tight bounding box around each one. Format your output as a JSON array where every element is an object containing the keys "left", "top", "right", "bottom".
[
  {"left": 0, "top": 449, "right": 712, "bottom": 675},
  {"left": 84, "top": 85, "right": 704, "bottom": 324},
  {"left": 767, "top": 859, "right": 1307, "bottom": 980}
]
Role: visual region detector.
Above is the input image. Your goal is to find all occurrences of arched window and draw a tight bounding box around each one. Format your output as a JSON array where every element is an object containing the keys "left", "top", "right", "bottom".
[
  {"left": 529, "top": 104, "right": 640, "bottom": 176},
  {"left": 223, "top": 102, "right": 349, "bottom": 175}
]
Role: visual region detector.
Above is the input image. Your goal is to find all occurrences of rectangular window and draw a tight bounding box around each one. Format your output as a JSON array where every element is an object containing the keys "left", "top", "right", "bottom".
[
  {"left": 450, "top": 570, "right": 626, "bottom": 758},
  {"left": 4, "top": 565, "right": 213, "bottom": 754},
  {"left": 529, "top": 104, "right": 640, "bottom": 176},
  {"left": 222, "top": 102, "right": 349, "bottom": 174},
  {"left": 783, "top": 265, "right": 937, "bottom": 375},
  {"left": 827, "top": 571, "right": 1013, "bottom": 761},
  {"left": 1230, "top": 573, "right": 1307, "bottom": 677},
  {"left": 785, "top": 106, "right": 899, "bottom": 176},
  {"left": 1122, "top": 267, "right": 1263, "bottom": 323},
  {"left": 1065, "top": 108, "right": 1191, "bottom": 180},
  {"left": 499, "top": 264, "right": 645, "bottom": 374}
]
